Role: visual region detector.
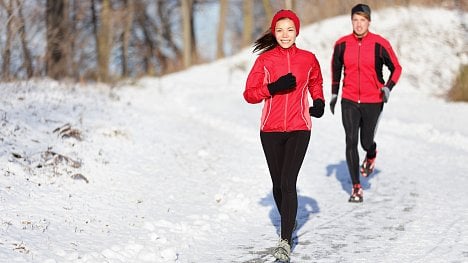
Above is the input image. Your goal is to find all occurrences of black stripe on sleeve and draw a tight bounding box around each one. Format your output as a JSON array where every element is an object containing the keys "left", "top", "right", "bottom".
[
  {"left": 332, "top": 42, "right": 346, "bottom": 95},
  {"left": 375, "top": 43, "right": 397, "bottom": 90}
]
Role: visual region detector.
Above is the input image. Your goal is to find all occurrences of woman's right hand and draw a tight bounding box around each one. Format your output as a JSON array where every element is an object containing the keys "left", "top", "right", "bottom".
[{"left": 267, "top": 73, "right": 296, "bottom": 95}]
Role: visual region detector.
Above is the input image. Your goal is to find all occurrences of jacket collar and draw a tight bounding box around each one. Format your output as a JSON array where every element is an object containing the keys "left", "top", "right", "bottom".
[
  {"left": 352, "top": 31, "right": 372, "bottom": 41},
  {"left": 275, "top": 44, "right": 298, "bottom": 55}
]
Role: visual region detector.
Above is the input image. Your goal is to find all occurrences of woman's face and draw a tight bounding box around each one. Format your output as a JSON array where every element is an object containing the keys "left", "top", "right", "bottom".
[
  {"left": 352, "top": 14, "right": 370, "bottom": 38},
  {"left": 274, "top": 18, "right": 296, "bottom": 49}
]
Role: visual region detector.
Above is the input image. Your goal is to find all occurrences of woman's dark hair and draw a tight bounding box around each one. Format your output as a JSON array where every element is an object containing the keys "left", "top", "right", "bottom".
[{"left": 253, "top": 30, "right": 277, "bottom": 54}]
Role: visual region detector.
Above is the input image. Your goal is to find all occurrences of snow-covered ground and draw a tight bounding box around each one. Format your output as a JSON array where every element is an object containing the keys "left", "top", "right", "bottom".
[{"left": 1, "top": 6, "right": 467, "bottom": 263}]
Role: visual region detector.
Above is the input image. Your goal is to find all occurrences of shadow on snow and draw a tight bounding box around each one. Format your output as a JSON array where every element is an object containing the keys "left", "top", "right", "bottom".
[
  {"left": 325, "top": 160, "right": 381, "bottom": 195},
  {"left": 259, "top": 190, "right": 320, "bottom": 250}
]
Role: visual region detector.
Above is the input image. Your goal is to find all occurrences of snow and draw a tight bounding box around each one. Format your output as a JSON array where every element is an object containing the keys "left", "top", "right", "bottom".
[{"left": 1, "top": 6, "right": 468, "bottom": 263}]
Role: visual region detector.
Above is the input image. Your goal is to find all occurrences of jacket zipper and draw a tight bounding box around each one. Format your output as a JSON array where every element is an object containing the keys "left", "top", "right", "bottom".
[
  {"left": 284, "top": 50, "right": 291, "bottom": 131},
  {"left": 358, "top": 39, "right": 362, "bottom": 104}
]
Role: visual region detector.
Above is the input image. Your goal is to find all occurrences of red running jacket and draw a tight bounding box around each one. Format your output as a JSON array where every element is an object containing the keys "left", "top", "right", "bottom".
[
  {"left": 331, "top": 32, "right": 402, "bottom": 103},
  {"left": 244, "top": 45, "right": 324, "bottom": 132}
]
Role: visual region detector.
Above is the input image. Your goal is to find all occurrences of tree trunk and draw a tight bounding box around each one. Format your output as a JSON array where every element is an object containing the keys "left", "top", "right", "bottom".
[
  {"left": 262, "top": 0, "right": 273, "bottom": 29},
  {"left": 15, "top": 0, "right": 33, "bottom": 78},
  {"left": 46, "top": 0, "right": 69, "bottom": 79},
  {"left": 1, "top": 0, "right": 13, "bottom": 80},
  {"left": 216, "top": 0, "right": 227, "bottom": 59},
  {"left": 121, "top": 0, "right": 134, "bottom": 77},
  {"left": 157, "top": 1, "right": 181, "bottom": 71},
  {"left": 284, "top": 0, "right": 294, "bottom": 10},
  {"left": 190, "top": 2, "right": 197, "bottom": 64},
  {"left": 136, "top": 14, "right": 155, "bottom": 75},
  {"left": 69, "top": 0, "right": 80, "bottom": 80},
  {"left": 181, "top": 0, "right": 192, "bottom": 68},
  {"left": 96, "top": 0, "right": 112, "bottom": 82},
  {"left": 242, "top": 0, "right": 253, "bottom": 47}
]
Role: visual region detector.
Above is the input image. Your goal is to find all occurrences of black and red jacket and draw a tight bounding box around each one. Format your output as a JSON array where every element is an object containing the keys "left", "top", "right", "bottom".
[
  {"left": 331, "top": 31, "right": 402, "bottom": 103},
  {"left": 244, "top": 45, "right": 324, "bottom": 132}
]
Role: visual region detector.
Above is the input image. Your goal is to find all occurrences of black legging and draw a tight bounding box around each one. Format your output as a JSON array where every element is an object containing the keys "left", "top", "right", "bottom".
[
  {"left": 341, "top": 99, "right": 383, "bottom": 185},
  {"left": 260, "top": 130, "right": 310, "bottom": 243}
]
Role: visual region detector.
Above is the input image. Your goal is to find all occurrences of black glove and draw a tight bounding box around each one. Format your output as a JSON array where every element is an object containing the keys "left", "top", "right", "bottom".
[
  {"left": 381, "top": 86, "right": 390, "bottom": 103},
  {"left": 309, "top": 99, "right": 325, "bottom": 118},
  {"left": 329, "top": 94, "right": 338, "bottom": 114},
  {"left": 267, "top": 73, "right": 296, "bottom": 95}
]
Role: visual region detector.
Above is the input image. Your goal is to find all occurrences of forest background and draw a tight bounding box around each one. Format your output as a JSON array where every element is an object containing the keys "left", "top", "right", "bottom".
[{"left": 0, "top": 0, "right": 465, "bottom": 84}]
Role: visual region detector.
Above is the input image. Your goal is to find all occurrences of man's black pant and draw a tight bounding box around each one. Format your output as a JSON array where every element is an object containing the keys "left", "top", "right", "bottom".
[
  {"left": 260, "top": 130, "right": 310, "bottom": 243},
  {"left": 341, "top": 99, "right": 383, "bottom": 185}
]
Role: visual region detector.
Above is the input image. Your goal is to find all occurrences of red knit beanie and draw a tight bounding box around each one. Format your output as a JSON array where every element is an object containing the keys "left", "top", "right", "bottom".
[{"left": 270, "top": 10, "right": 300, "bottom": 36}]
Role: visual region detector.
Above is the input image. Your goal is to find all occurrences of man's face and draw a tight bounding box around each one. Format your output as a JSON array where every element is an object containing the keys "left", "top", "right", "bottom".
[{"left": 352, "top": 14, "right": 370, "bottom": 38}]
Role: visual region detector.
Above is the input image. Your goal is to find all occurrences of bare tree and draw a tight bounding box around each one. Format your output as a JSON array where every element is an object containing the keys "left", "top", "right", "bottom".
[
  {"left": 1, "top": 0, "right": 13, "bottom": 80},
  {"left": 242, "top": 0, "right": 253, "bottom": 47},
  {"left": 92, "top": 0, "right": 112, "bottom": 82},
  {"left": 181, "top": 0, "right": 192, "bottom": 68},
  {"left": 216, "top": 0, "right": 227, "bottom": 59},
  {"left": 134, "top": 2, "right": 160, "bottom": 75},
  {"left": 262, "top": 0, "right": 273, "bottom": 28},
  {"left": 284, "top": 0, "right": 295, "bottom": 10},
  {"left": 15, "top": 0, "right": 33, "bottom": 78},
  {"left": 157, "top": 0, "right": 182, "bottom": 72},
  {"left": 190, "top": 1, "right": 198, "bottom": 64},
  {"left": 121, "top": 0, "right": 134, "bottom": 77},
  {"left": 135, "top": 0, "right": 183, "bottom": 76},
  {"left": 46, "top": 0, "right": 69, "bottom": 79},
  {"left": 68, "top": 0, "right": 92, "bottom": 80}
]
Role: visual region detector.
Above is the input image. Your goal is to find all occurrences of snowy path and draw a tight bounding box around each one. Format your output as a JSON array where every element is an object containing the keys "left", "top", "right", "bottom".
[
  {"left": 3, "top": 56, "right": 467, "bottom": 263},
  {"left": 138, "top": 63, "right": 468, "bottom": 262}
]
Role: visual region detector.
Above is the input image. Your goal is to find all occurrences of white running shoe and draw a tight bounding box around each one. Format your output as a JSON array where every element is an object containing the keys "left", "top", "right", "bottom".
[{"left": 273, "top": 238, "right": 290, "bottom": 262}]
